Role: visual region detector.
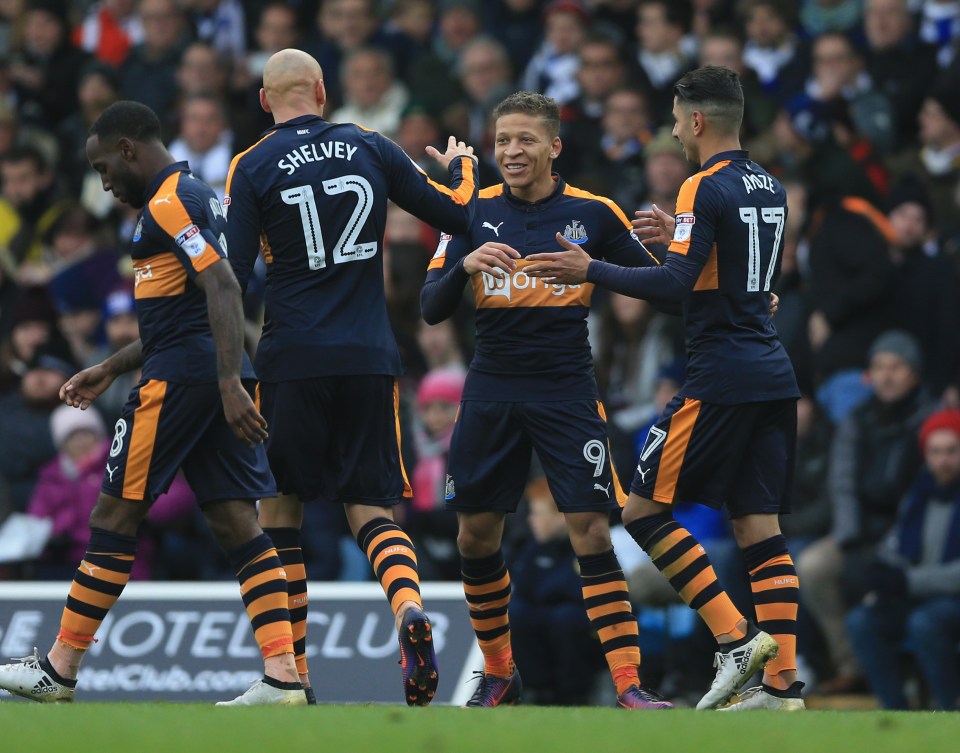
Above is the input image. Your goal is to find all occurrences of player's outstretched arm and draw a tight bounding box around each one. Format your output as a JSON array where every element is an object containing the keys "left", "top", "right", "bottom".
[
  {"left": 195, "top": 260, "right": 268, "bottom": 447},
  {"left": 59, "top": 340, "right": 142, "bottom": 410}
]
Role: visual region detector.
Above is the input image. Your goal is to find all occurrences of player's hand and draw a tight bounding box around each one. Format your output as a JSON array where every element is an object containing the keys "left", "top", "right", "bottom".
[
  {"left": 632, "top": 204, "right": 675, "bottom": 246},
  {"left": 769, "top": 292, "right": 780, "bottom": 317},
  {"left": 462, "top": 242, "right": 520, "bottom": 276},
  {"left": 220, "top": 379, "right": 269, "bottom": 447},
  {"left": 524, "top": 233, "right": 592, "bottom": 284},
  {"left": 60, "top": 364, "right": 116, "bottom": 410},
  {"left": 425, "top": 135, "right": 475, "bottom": 170}
]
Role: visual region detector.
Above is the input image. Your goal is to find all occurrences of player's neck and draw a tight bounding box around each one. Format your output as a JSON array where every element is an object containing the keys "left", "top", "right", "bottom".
[
  {"left": 271, "top": 104, "right": 324, "bottom": 125},
  {"left": 509, "top": 172, "right": 556, "bottom": 203},
  {"left": 696, "top": 137, "right": 742, "bottom": 168},
  {"left": 143, "top": 146, "right": 177, "bottom": 187}
]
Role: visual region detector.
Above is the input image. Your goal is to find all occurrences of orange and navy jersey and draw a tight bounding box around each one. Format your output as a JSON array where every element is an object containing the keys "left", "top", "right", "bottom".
[
  {"left": 224, "top": 114, "right": 478, "bottom": 382},
  {"left": 132, "top": 161, "right": 252, "bottom": 383},
  {"left": 421, "top": 175, "right": 659, "bottom": 401},
  {"left": 587, "top": 150, "right": 799, "bottom": 404}
]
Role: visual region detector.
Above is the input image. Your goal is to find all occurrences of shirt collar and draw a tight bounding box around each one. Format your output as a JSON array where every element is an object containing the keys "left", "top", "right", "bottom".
[
  {"left": 268, "top": 114, "right": 326, "bottom": 134},
  {"left": 144, "top": 161, "right": 190, "bottom": 203},
  {"left": 502, "top": 173, "right": 566, "bottom": 207},
  {"left": 701, "top": 150, "right": 749, "bottom": 171}
]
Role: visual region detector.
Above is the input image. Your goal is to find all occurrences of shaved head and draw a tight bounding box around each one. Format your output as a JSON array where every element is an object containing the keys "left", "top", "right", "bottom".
[{"left": 261, "top": 49, "right": 326, "bottom": 120}]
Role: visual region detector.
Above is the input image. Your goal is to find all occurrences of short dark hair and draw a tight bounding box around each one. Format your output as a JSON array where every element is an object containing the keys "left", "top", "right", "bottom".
[
  {"left": 89, "top": 100, "right": 162, "bottom": 144},
  {"left": 736, "top": 0, "right": 796, "bottom": 26},
  {"left": 673, "top": 65, "right": 744, "bottom": 133},
  {"left": 492, "top": 91, "right": 561, "bottom": 137}
]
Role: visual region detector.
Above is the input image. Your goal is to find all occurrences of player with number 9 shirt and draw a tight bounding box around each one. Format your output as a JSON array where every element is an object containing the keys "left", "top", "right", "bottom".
[{"left": 224, "top": 49, "right": 479, "bottom": 706}]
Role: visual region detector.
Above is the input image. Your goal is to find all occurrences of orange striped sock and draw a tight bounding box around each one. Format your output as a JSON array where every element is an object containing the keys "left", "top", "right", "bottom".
[
  {"left": 264, "top": 527, "right": 309, "bottom": 675},
  {"left": 626, "top": 513, "right": 745, "bottom": 639},
  {"left": 57, "top": 528, "right": 137, "bottom": 650},
  {"left": 230, "top": 534, "right": 294, "bottom": 659},
  {"left": 743, "top": 535, "right": 799, "bottom": 678},
  {"left": 461, "top": 550, "right": 513, "bottom": 678},
  {"left": 579, "top": 550, "right": 641, "bottom": 695},
  {"left": 357, "top": 519, "right": 422, "bottom": 615}
]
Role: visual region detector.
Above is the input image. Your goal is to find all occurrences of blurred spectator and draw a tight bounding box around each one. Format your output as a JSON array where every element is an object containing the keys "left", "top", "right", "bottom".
[
  {"left": 169, "top": 93, "right": 234, "bottom": 198},
  {"left": 486, "top": 0, "right": 543, "bottom": 74},
  {"left": 331, "top": 46, "right": 409, "bottom": 138},
  {"left": 800, "top": 0, "right": 864, "bottom": 36},
  {"left": 416, "top": 318, "right": 467, "bottom": 375},
  {"left": 84, "top": 285, "right": 140, "bottom": 424},
  {"left": 740, "top": 0, "right": 809, "bottom": 101},
  {"left": 0, "top": 338, "right": 74, "bottom": 509},
  {"left": 919, "top": 0, "right": 960, "bottom": 67},
  {"left": 174, "top": 41, "right": 230, "bottom": 102},
  {"left": 395, "top": 103, "right": 446, "bottom": 182},
  {"left": 72, "top": 0, "right": 142, "bottom": 67},
  {"left": 455, "top": 36, "right": 513, "bottom": 163},
  {"left": 845, "top": 408, "right": 960, "bottom": 710},
  {"left": 522, "top": 0, "right": 591, "bottom": 106},
  {"left": 0, "top": 284, "right": 57, "bottom": 394},
  {"left": 632, "top": 0, "right": 696, "bottom": 124},
  {"left": 1, "top": 144, "right": 68, "bottom": 273},
  {"left": 573, "top": 86, "right": 652, "bottom": 209},
  {"left": 509, "top": 477, "right": 601, "bottom": 705},
  {"left": 638, "top": 127, "right": 692, "bottom": 217},
  {"left": 243, "top": 1, "right": 299, "bottom": 79},
  {"left": 121, "top": 0, "right": 190, "bottom": 132},
  {"left": 58, "top": 62, "right": 120, "bottom": 195},
  {"left": 189, "top": 0, "right": 246, "bottom": 65},
  {"left": 310, "top": 0, "right": 392, "bottom": 111},
  {"left": 806, "top": 32, "right": 895, "bottom": 153},
  {"left": 28, "top": 404, "right": 195, "bottom": 580},
  {"left": 912, "top": 83, "right": 960, "bottom": 234},
  {"left": 557, "top": 32, "right": 628, "bottom": 180},
  {"left": 10, "top": 0, "right": 90, "bottom": 128},
  {"left": 885, "top": 178, "right": 960, "bottom": 397},
  {"left": 780, "top": 395, "right": 834, "bottom": 546},
  {"left": 698, "top": 29, "right": 779, "bottom": 143},
  {"left": 863, "top": 0, "right": 940, "bottom": 151},
  {"left": 805, "top": 190, "right": 896, "bottom": 408},
  {"left": 405, "top": 367, "right": 465, "bottom": 580},
  {"left": 797, "top": 330, "right": 936, "bottom": 693}
]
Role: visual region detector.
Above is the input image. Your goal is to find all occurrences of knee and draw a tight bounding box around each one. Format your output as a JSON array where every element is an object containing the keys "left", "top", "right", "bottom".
[
  {"left": 89, "top": 494, "right": 145, "bottom": 536},
  {"left": 567, "top": 515, "right": 612, "bottom": 556},
  {"left": 457, "top": 527, "right": 499, "bottom": 559}
]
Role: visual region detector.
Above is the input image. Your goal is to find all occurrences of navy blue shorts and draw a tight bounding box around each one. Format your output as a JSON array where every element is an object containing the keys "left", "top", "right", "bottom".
[
  {"left": 102, "top": 378, "right": 276, "bottom": 504},
  {"left": 445, "top": 400, "right": 626, "bottom": 513},
  {"left": 631, "top": 395, "right": 797, "bottom": 517},
  {"left": 257, "top": 375, "right": 411, "bottom": 505}
]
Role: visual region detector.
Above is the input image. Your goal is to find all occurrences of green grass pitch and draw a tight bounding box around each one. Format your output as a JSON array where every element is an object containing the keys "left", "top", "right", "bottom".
[{"left": 2, "top": 704, "right": 958, "bottom": 753}]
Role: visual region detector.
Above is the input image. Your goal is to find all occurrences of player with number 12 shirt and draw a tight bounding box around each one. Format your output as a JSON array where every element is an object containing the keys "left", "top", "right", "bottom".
[{"left": 224, "top": 49, "right": 478, "bottom": 706}]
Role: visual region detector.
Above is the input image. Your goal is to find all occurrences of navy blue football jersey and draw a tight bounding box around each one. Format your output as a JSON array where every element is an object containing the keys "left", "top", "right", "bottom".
[
  {"left": 131, "top": 161, "right": 253, "bottom": 383},
  {"left": 423, "top": 175, "right": 659, "bottom": 401},
  {"left": 224, "top": 114, "right": 478, "bottom": 381},
  {"left": 587, "top": 150, "right": 799, "bottom": 404}
]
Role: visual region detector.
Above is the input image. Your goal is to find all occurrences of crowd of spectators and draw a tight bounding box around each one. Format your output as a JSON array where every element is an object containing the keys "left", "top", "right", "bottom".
[{"left": 0, "top": 0, "right": 959, "bottom": 709}]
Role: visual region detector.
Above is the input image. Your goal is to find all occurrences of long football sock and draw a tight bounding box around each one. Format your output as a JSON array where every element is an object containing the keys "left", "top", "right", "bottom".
[
  {"left": 744, "top": 535, "right": 799, "bottom": 684},
  {"left": 579, "top": 549, "right": 641, "bottom": 695},
  {"left": 461, "top": 550, "right": 513, "bottom": 678},
  {"left": 357, "top": 518, "right": 423, "bottom": 614},
  {"left": 626, "top": 512, "right": 745, "bottom": 639},
  {"left": 229, "top": 534, "right": 294, "bottom": 659},
  {"left": 264, "top": 527, "right": 309, "bottom": 676},
  {"left": 57, "top": 527, "right": 137, "bottom": 651}
]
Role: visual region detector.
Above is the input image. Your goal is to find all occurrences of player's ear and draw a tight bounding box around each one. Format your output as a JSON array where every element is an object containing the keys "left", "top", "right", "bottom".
[
  {"left": 550, "top": 135, "right": 562, "bottom": 160},
  {"left": 117, "top": 137, "right": 136, "bottom": 162},
  {"left": 259, "top": 88, "right": 271, "bottom": 114},
  {"left": 692, "top": 110, "right": 704, "bottom": 135},
  {"left": 316, "top": 78, "right": 327, "bottom": 107}
]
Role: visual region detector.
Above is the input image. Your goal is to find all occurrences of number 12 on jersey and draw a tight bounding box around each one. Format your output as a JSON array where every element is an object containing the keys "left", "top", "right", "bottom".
[
  {"left": 739, "top": 206, "right": 785, "bottom": 292},
  {"left": 281, "top": 175, "right": 377, "bottom": 270}
]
